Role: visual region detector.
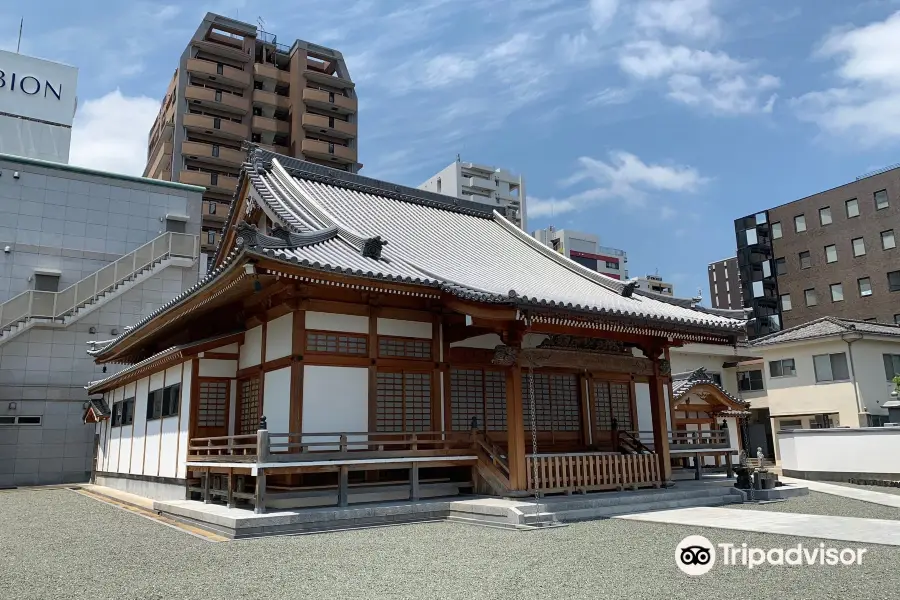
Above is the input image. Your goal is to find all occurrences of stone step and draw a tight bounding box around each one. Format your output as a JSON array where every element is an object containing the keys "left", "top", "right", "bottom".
[
  {"left": 522, "top": 494, "right": 740, "bottom": 525},
  {"left": 513, "top": 487, "right": 735, "bottom": 515}
]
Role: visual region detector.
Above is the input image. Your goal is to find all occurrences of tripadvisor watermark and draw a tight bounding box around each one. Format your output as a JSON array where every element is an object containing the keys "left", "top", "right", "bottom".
[{"left": 676, "top": 535, "right": 867, "bottom": 576}]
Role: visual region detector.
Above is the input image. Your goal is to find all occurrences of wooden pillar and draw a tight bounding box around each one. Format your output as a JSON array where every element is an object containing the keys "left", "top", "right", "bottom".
[
  {"left": 337, "top": 465, "right": 349, "bottom": 507},
  {"left": 410, "top": 463, "right": 420, "bottom": 501},
  {"left": 254, "top": 469, "right": 266, "bottom": 514},
  {"left": 506, "top": 366, "right": 527, "bottom": 490},
  {"left": 226, "top": 468, "right": 235, "bottom": 508},
  {"left": 648, "top": 367, "right": 673, "bottom": 484}
]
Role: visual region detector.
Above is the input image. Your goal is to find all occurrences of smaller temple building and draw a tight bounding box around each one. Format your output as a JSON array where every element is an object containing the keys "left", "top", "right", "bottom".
[{"left": 84, "top": 148, "right": 746, "bottom": 512}]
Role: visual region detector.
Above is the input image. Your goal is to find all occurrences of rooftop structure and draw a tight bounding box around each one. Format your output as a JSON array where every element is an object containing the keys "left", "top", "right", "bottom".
[
  {"left": 419, "top": 159, "right": 525, "bottom": 229},
  {"left": 633, "top": 274, "right": 674, "bottom": 296},
  {"left": 532, "top": 227, "right": 627, "bottom": 280}
]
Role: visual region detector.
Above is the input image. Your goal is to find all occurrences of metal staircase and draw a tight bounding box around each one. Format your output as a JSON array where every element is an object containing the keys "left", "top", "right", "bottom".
[{"left": 0, "top": 232, "right": 199, "bottom": 346}]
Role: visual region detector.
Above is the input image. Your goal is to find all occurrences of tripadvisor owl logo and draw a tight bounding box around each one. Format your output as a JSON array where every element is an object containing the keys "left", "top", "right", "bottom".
[{"left": 676, "top": 535, "right": 868, "bottom": 575}]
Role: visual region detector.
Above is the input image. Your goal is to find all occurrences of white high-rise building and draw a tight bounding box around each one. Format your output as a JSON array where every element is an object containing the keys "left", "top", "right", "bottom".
[
  {"left": 0, "top": 50, "right": 78, "bottom": 163},
  {"left": 419, "top": 159, "right": 525, "bottom": 229}
]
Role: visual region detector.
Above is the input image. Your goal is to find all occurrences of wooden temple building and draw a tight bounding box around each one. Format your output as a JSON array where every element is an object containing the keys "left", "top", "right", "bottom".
[{"left": 84, "top": 148, "right": 748, "bottom": 512}]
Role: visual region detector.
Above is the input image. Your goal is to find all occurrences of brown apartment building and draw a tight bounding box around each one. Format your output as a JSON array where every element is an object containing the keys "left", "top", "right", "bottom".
[
  {"left": 144, "top": 13, "right": 360, "bottom": 257},
  {"left": 735, "top": 165, "right": 900, "bottom": 339},
  {"left": 707, "top": 256, "right": 742, "bottom": 310}
]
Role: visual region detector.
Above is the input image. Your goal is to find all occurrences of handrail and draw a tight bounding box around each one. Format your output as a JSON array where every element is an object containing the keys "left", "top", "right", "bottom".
[
  {"left": 628, "top": 429, "right": 730, "bottom": 448},
  {"left": 472, "top": 431, "right": 510, "bottom": 478},
  {"left": 0, "top": 232, "right": 199, "bottom": 330}
]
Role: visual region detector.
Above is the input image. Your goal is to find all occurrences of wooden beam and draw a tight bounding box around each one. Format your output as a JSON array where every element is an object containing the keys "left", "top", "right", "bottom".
[
  {"left": 442, "top": 296, "right": 517, "bottom": 321},
  {"left": 442, "top": 324, "right": 496, "bottom": 345}
]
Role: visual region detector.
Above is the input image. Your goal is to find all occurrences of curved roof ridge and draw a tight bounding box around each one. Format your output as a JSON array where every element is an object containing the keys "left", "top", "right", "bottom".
[{"left": 491, "top": 210, "right": 626, "bottom": 294}]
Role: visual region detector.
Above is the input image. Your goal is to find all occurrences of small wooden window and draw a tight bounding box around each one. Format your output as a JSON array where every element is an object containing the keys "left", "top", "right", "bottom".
[
  {"left": 306, "top": 331, "right": 367, "bottom": 355},
  {"left": 594, "top": 381, "right": 632, "bottom": 431},
  {"left": 378, "top": 336, "right": 431, "bottom": 360},
  {"left": 450, "top": 368, "right": 506, "bottom": 431},
  {"left": 376, "top": 371, "right": 431, "bottom": 432},
  {"left": 238, "top": 377, "right": 260, "bottom": 435},
  {"left": 198, "top": 381, "right": 228, "bottom": 427}
]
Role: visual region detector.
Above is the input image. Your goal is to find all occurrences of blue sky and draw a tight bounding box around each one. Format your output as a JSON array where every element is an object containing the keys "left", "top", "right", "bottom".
[{"left": 4, "top": 0, "right": 900, "bottom": 302}]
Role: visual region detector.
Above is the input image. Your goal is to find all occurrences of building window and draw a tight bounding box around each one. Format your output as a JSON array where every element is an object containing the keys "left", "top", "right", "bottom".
[
  {"left": 858, "top": 277, "right": 872, "bottom": 297},
  {"left": 846, "top": 198, "right": 860, "bottom": 218},
  {"left": 33, "top": 273, "right": 60, "bottom": 292},
  {"left": 889, "top": 270, "right": 900, "bottom": 292},
  {"left": 824, "top": 244, "right": 837, "bottom": 263},
  {"left": 378, "top": 336, "right": 431, "bottom": 360},
  {"left": 794, "top": 215, "right": 806, "bottom": 232},
  {"left": 214, "top": 90, "right": 222, "bottom": 102},
  {"left": 813, "top": 353, "right": 850, "bottom": 382},
  {"left": 882, "top": 230, "right": 896, "bottom": 250},
  {"left": 376, "top": 371, "right": 431, "bottom": 432},
  {"left": 526, "top": 372, "right": 581, "bottom": 432},
  {"left": 436, "top": 177, "right": 441, "bottom": 193},
  {"left": 804, "top": 288, "right": 817, "bottom": 306},
  {"left": 738, "top": 370, "right": 764, "bottom": 392},
  {"left": 819, "top": 206, "right": 832, "bottom": 225},
  {"left": 605, "top": 260, "right": 619, "bottom": 269},
  {"left": 780, "top": 293, "right": 792, "bottom": 311},
  {"left": 197, "top": 381, "right": 228, "bottom": 428},
  {"left": 745, "top": 228, "right": 758, "bottom": 245},
  {"left": 146, "top": 389, "right": 163, "bottom": 421},
  {"left": 771, "top": 221, "right": 782, "bottom": 239},
  {"left": 306, "top": 331, "right": 367, "bottom": 355},
  {"left": 875, "top": 189, "right": 889, "bottom": 210},
  {"left": 710, "top": 372, "right": 723, "bottom": 386},
  {"left": 830, "top": 283, "right": 844, "bottom": 302},
  {"left": 593, "top": 380, "right": 633, "bottom": 431},
  {"left": 769, "top": 359, "right": 796, "bottom": 378},
  {"left": 775, "top": 257, "right": 787, "bottom": 275},
  {"left": 208, "top": 202, "right": 217, "bottom": 215},
  {"left": 799, "top": 251, "right": 811, "bottom": 269},
  {"left": 146, "top": 384, "right": 179, "bottom": 420},
  {"left": 752, "top": 280, "right": 764, "bottom": 298},
  {"left": 111, "top": 398, "right": 135, "bottom": 428},
  {"left": 852, "top": 237, "right": 866, "bottom": 257},
  {"left": 0, "top": 415, "right": 41, "bottom": 425},
  {"left": 449, "top": 368, "right": 506, "bottom": 431},
  {"left": 779, "top": 419, "right": 803, "bottom": 431},
  {"left": 165, "top": 218, "right": 186, "bottom": 234},
  {"left": 207, "top": 230, "right": 216, "bottom": 244}
]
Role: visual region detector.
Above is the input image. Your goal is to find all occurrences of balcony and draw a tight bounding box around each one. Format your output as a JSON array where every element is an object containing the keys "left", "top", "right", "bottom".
[
  {"left": 302, "top": 88, "right": 357, "bottom": 115},
  {"left": 252, "top": 89, "right": 290, "bottom": 110},
  {"left": 304, "top": 68, "right": 354, "bottom": 90},
  {"left": 254, "top": 62, "right": 290, "bottom": 85},
  {"left": 181, "top": 141, "right": 244, "bottom": 167},
  {"left": 463, "top": 176, "right": 494, "bottom": 191},
  {"left": 185, "top": 85, "right": 249, "bottom": 115},
  {"left": 301, "top": 139, "right": 356, "bottom": 164},
  {"left": 183, "top": 113, "right": 247, "bottom": 140},
  {"left": 186, "top": 58, "right": 251, "bottom": 88},
  {"left": 145, "top": 141, "right": 173, "bottom": 179},
  {"left": 251, "top": 115, "right": 290, "bottom": 135},
  {"left": 259, "top": 144, "right": 290, "bottom": 155},
  {"left": 201, "top": 230, "right": 220, "bottom": 252},
  {"left": 179, "top": 171, "right": 240, "bottom": 195},
  {"left": 203, "top": 200, "right": 227, "bottom": 222},
  {"left": 301, "top": 113, "right": 356, "bottom": 139}
]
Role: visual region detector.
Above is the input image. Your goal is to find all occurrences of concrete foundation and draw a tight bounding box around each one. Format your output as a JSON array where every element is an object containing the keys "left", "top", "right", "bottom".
[{"left": 95, "top": 474, "right": 185, "bottom": 501}]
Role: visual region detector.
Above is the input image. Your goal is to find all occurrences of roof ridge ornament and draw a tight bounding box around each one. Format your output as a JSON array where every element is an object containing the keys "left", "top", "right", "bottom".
[{"left": 361, "top": 236, "right": 388, "bottom": 259}]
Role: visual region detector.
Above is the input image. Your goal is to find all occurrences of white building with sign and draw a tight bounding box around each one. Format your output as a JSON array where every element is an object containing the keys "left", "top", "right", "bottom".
[{"left": 0, "top": 50, "right": 78, "bottom": 163}]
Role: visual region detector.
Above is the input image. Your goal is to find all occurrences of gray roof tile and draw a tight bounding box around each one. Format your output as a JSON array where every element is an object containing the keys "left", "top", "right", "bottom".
[{"left": 751, "top": 317, "right": 900, "bottom": 347}]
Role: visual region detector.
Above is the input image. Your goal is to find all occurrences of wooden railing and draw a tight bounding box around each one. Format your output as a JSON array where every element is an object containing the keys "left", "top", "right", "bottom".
[
  {"left": 629, "top": 429, "right": 731, "bottom": 451},
  {"left": 527, "top": 452, "right": 662, "bottom": 494},
  {"left": 188, "top": 430, "right": 472, "bottom": 463}
]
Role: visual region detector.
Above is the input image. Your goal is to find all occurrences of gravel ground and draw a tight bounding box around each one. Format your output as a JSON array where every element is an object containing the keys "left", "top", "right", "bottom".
[
  {"left": 1, "top": 488, "right": 897, "bottom": 600},
  {"left": 733, "top": 491, "right": 900, "bottom": 521}
]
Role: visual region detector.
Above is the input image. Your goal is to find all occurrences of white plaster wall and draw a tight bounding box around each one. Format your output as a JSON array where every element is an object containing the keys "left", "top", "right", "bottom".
[
  {"left": 130, "top": 377, "right": 149, "bottom": 474},
  {"left": 96, "top": 399, "right": 106, "bottom": 472},
  {"left": 635, "top": 382, "right": 652, "bottom": 434},
  {"left": 157, "top": 364, "right": 184, "bottom": 478},
  {"left": 239, "top": 325, "right": 263, "bottom": 369},
  {"left": 177, "top": 361, "right": 192, "bottom": 479},
  {"left": 450, "top": 333, "right": 502, "bottom": 349},
  {"left": 376, "top": 318, "right": 431, "bottom": 339},
  {"left": 266, "top": 313, "right": 294, "bottom": 360},
  {"left": 199, "top": 359, "right": 237, "bottom": 378},
  {"left": 305, "top": 311, "right": 368, "bottom": 333},
  {"left": 303, "top": 366, "right": 368, "bottom": 440},
  {"left": 149, "top": 371, "right": 165, "bottom": 392},
  {"left": 119, "top": 384, "right": 134, "bottom": 473},
  {"left": 209, "top": 342, "right": 239, "bottom": 354},
  {"left": 263, "top": 367, "right": 292, "bottom": 434},
  {"left": 778, "top": 429, "right": 900, "bottom": 475}
]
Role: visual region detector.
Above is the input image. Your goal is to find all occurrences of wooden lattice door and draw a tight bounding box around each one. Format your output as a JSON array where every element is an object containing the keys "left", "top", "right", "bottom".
[{"left": 192, "top": 379, "right": 230, "bottom": 440}]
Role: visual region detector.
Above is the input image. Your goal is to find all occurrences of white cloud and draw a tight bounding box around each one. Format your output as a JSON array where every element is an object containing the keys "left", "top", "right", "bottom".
[
  {"left": 618, "top": 40, "right": 780, "bottom": 114},
  {"left": 584, "top": 87, "right": 634, "bottom": 106},
  {"left": 619, "top": 41, "right": 742, "bottom": 79},
  {"left": 793, "top": 11, "right": 900, "bottom": 143},
  {"left": 529, "top": 151, "right": 707, "bottom": 219},
  {"left": 69, "top": 90, "right": 160, "bottom": 176},
  {"left": 633, "top": 0, "right": 721, "bottom": 40},
  {"left": 590, "top": 0, "right": 619, "bottom": 31},
  {"left": 420, "top": 54, "right": 479, "bottom": 88}
]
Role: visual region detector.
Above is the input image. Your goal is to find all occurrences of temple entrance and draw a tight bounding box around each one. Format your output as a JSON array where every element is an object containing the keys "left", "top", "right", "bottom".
[{"left": 191, "top": 378, "right": 231, "bottom": 440}]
